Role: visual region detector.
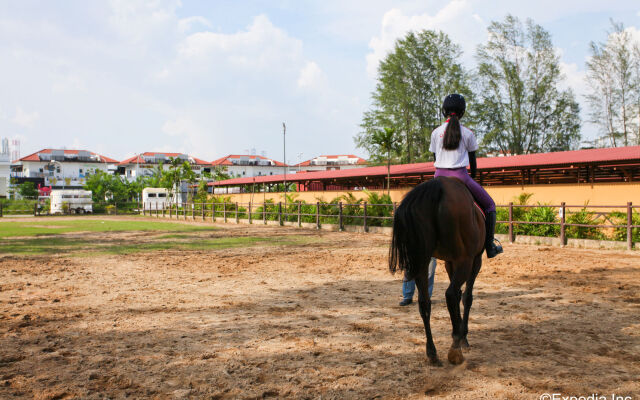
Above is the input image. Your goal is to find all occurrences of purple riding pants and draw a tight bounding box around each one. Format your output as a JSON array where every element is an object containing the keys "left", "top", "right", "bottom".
[{"left": 434, "top": 167, "right": 496, "bottom": 213}]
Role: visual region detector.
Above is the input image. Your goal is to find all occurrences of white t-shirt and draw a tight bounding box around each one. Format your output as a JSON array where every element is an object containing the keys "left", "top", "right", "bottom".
[{"left": 429, "top": 122, "right": 478, "bottom": 169}]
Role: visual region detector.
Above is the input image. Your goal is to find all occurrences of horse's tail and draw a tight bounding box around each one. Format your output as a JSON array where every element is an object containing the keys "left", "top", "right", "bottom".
[{"left": 389, "top": 178, "right": 443, "bottom": 280}]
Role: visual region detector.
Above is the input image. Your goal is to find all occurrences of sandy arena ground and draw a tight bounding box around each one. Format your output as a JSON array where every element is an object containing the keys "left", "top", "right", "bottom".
[{"left": 1, "top": 217, "right": 639, "bottom": 399}]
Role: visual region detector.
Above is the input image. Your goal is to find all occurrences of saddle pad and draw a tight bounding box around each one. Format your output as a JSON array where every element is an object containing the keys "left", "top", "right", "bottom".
[{"left": 474, "top": 202, "right": 485, "bottom": 220}]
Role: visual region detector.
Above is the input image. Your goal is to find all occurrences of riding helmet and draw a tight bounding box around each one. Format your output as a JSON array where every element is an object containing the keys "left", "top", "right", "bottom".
[{"left": 442, "top": 94, "right": 466, "bottom": 118}]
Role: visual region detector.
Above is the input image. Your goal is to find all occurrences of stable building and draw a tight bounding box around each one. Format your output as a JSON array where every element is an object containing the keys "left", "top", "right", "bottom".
[{"left": 209, "top": 146, "right": 640, "bottom": 205}]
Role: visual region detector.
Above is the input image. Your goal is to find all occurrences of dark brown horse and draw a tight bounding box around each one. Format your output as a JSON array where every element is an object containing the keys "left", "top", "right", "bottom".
[{"left": 390, "top": 176, "right": 485, "bottom": 365}]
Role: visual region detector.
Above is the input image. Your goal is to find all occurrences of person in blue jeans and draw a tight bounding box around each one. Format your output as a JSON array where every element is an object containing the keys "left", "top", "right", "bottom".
[{"left": 399, "top": 257, "right": 437, "bottom": 306}]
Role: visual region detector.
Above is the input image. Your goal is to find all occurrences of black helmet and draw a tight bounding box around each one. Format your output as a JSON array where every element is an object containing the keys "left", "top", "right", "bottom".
[{"left": 442, "top": 93, "right": 466, "bottom": 118}]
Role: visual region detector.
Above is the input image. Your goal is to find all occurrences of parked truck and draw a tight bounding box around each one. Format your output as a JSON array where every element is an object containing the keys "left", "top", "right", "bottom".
[{"left": 50, "top": 189, "right": 93, "bottom": 214}]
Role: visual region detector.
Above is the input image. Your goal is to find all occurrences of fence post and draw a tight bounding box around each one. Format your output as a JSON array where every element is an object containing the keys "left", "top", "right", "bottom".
[
  {"left": 278, "top": 202, "right": 282, "bottom": 225},
  {"left": 0, "top": 202, "right": 3, "bottom": 217},
  {"left": 393, "top": 202, "right": 397, "bottom": 217},
  {"left": 297, "top": 201, "right": 301, "bottom": 227},
  {"left": 263, "top": 202, "right": 266, "bottom": 224},
  {"left": 338, "top": 201, "right": 343, "bottom": 231},
  {"left": 34, "top": 202, "right": 38, "bottom": 216},
  {"left": 156, "top": 204, "right": 159, "bottom": 218},
  {"left": 508, "top": 202, "right": 514, "bottom": 243},
  {"left": 183, "top": 203, "right": 186, "bottom": 220},
  {"left": 201, "top": 203, "right": 205, "bottom": 221},
  {"left": 235, "top": 202, "right": 239, "bottom": 223},
  {"left": 628, "top": 202, "right": 633, "bottom": 251},
  {"left": 248, "top": 202, "right": 252, "bottom": 224},
  {"left": 560, "top": 202, "right": 566, "bottom": 246},
  {"left": 114, "top": 203, "right": 118, "bottom": 216},
  {"left": 316, "top": 201, "right": 320, "bottom": 229},
  {"left": 223, "top": 202, "right": 227, "bottom": 223},
  {"left": 211, "top": 202, "right": 215, "bottom": 222},
  {"left": 363, "top": 201, "right": 368, "bottom": 233},
  {"left": 191, "top": 203, "right": 195, "bottom": 220}
]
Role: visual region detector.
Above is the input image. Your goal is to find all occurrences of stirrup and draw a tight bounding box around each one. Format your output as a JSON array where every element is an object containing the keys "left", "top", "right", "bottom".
[
  {"left": 486, "top": 239, "right": 503, "bottom": 258},
  {"left": 493, "top": 238, "right": 503, "bottom": 254}
]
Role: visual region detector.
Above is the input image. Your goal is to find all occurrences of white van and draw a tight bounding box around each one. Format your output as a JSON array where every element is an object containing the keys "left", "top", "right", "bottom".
[
  {"left": 50, "top": 189, "right": 93, "bottom": 214},
  {"left": 142, "top": 187, "right": 170, "bottom": 210}
]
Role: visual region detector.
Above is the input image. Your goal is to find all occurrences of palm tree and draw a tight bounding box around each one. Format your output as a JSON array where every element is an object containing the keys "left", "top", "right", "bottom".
[{"left": 371, "top": 127, "right": 397, "bottom": 196}]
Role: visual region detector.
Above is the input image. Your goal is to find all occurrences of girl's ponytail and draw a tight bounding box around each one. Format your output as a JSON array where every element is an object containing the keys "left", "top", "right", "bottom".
[{"left": 442, "top": 113, "right": 461, "bottom": 150}]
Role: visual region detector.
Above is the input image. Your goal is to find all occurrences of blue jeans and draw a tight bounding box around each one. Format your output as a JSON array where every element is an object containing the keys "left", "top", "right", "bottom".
[{"left": 402, "top": 258, "right": 437, "bottom": 300}]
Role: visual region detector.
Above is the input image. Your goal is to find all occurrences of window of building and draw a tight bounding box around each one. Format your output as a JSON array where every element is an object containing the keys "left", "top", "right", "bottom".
[
  {"left": 56, "top": 167, "right": 60, "bottom": 173},
  {"left": 242, "top": 171, "right": 245, "bottom": 175},
  {"left": 79, "top": 168, "right": 83, "bottom": 173},
  {"left": 39, "top": 168, "right": 43, "bottom": 173}
]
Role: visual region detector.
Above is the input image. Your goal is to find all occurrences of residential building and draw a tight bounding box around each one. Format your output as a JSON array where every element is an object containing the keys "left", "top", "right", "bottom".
[
  {"left": 11, "top": 149, "right": 119, "bottom": 189},
  {"left": 211, "top": 154, "right": 289, "bottom": 178},
  {"left": 118, "top": 152, "right": 211, "bottom": 181},
  {"left": 0, "top": 139, "right": 10, "bottom": 197},
  {"left": 294, "top": 154, "right": 367, "bottom": 172}
]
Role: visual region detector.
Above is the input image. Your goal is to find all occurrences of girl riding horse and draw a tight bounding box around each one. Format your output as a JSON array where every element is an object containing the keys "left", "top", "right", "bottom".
[{"left": 430, "top": 94, "right": 503, "bottom": 258}]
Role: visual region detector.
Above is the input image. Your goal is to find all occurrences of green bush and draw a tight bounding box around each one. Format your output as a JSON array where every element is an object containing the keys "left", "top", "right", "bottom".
[
  {"left": 565, "top": 207, "right": 605, "bottom": 240},
  {"left": 609, "top": 210, "right": 640, "bottom": 242}
]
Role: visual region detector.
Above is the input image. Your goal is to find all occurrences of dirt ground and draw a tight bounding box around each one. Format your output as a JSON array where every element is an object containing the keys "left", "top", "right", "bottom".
[{"left": 1, "top": 217, "right": 639, "bottom": 399}]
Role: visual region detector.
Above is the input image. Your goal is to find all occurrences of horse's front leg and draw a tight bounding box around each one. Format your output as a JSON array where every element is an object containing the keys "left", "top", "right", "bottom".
[{"left": 414, "top": 273, "right": 440, "bottom": 366}]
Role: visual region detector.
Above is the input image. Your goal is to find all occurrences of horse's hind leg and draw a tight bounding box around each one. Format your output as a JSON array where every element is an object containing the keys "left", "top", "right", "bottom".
[
  {"left": 415, "top": 272, "right": 440, "bottom": 366},
  {"left": 445, "top": 261, "right": 468, "bottom": 365},
  {"left": 460, "top": 254, "right": 482, "bottom": 350}
]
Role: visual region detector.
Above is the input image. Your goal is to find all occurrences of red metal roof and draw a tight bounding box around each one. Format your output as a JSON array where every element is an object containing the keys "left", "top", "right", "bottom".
[
  {"left": 119, "top": 152, "right": 209, "bottom": 166},
  {"left": 16, "top": 149, "right": 119, "bottom": 164},
  {"left": 210, "top": 146, "right": 640, "bottom": 186}
]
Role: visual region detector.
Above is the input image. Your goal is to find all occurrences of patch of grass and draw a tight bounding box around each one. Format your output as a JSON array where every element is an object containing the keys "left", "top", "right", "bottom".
[
  {"left": 0, "top": 233, "right": 318, "bottom": 256},
  {"left": 0, "top": 219, "right": 218, "bottom": 238}
]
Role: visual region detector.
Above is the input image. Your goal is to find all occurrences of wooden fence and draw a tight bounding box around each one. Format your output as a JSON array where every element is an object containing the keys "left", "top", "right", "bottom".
[{"left": 143, "top": 201, "right": 639, "bottom": 250}]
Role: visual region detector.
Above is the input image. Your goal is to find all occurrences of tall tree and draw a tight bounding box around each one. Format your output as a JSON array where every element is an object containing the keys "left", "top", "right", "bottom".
[
  {"left": 357, "top": 30, "right": 473, "bottom": 163},
  {"left": 585, "top": 21, "right": 640, "bottom": 147},
  {"left": 371, "top": 127, "right": 398, "bottom": 195},
  {"left": 475, "top": 15, "right": 581, "bottom": 154}
]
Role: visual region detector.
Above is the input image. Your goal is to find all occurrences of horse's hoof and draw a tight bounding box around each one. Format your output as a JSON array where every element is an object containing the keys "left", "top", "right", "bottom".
[
  {"left": 460, "top": 338, "right": 470, "bottom": 350},
  {"left": 447, "top": 347, "right": 464, "bottom": 365},
  {"left": 428, "top": 356, "right": 442, "bottom": 366}
]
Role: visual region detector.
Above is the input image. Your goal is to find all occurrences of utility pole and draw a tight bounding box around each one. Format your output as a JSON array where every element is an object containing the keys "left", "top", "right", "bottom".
[{"left": 282, "top": 122, "right": 286, "bottom": 208}]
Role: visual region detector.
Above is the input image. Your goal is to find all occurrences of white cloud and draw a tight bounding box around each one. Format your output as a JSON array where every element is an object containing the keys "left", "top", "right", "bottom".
[
  {"left": 177, "top": 15, "right": 303, "bottom": 71},
  {"left": 108, "top": 0, "right": 180, "bottom": 42},
  {"left": 11, "top": 107, "right": 39, "bottom": 128},
  {"left": 177, "top": 16, "right": 212, "bottom": 34},
  {"left": 366, "top": 1, "right": 486, "bottom": 78},
  {"left": 297, "top": 61, "right": 326, "bottom": 90}
]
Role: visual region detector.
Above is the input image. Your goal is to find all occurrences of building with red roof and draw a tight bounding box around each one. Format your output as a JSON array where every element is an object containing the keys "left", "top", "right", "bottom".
[
  {"left": 11, "top": 149, "right": 119, "bottom": 189},
  {"left": 208, "top": 146, "right": 640, "bottom": 204},
  {"left": 294, "top": 154, "right": 367, "bottom": 172},
  {"left": 211, "top": 154, "right": 288, "bottom": 178},
  {"left": 118, "top": 152, "right": 211, "bottom": 181}
]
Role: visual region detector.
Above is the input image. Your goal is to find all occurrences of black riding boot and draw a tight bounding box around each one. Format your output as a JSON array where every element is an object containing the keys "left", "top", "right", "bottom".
[{"left": 485, "top": 211, "right": 503, "bottom": 258}]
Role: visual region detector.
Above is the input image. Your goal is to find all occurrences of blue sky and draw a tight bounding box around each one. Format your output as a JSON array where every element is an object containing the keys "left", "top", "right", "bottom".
[{"left": 1, "top": 0, "right": 639, "bottom": 163}]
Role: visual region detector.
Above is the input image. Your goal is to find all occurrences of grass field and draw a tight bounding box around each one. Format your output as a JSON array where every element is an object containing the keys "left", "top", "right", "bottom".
[
  {"left": 0, "top": 217, "right": 312, "bottom": 255},
  {"left": 0, "top": 218, "right": 218, "bottom": 238}
]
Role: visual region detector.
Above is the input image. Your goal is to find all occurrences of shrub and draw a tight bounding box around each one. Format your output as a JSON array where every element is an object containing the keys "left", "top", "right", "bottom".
[{"left": 566, "top": 207, "right": 605, "bottom": 240}]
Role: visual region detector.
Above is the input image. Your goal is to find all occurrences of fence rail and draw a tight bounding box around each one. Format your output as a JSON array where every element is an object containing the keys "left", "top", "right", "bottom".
[{"left": 142, "top": 200, "right": 639, "bottom": 250}]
